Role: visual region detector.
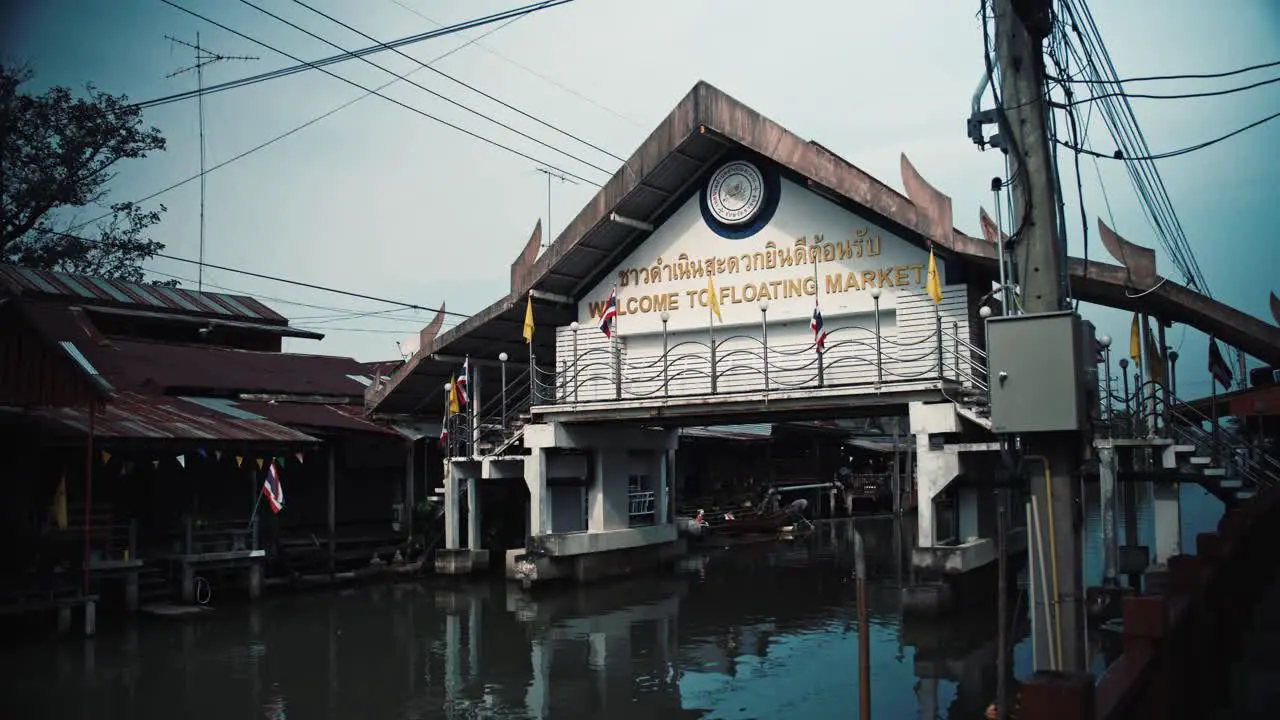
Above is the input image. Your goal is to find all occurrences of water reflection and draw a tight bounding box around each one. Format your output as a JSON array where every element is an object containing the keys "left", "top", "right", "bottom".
[{"left": 0, "top": 487, "right": 1223, "bottom": 719}]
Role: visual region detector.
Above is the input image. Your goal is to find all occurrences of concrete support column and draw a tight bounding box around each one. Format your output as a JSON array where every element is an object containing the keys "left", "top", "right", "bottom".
[
  {"left": 591, "top": 448, "right": 629, "bottom": 532},
  {"left": 1151, "top": 481, "right": 1182, "bottom": 565},
  {"left": 525, "top": 449, "right": 549, "bottom": 537},
  {"left": 655, "top": 450, "right": 670, "bottom": 525},
  {"left": 466, "top": 478, "right": 481, "bottom": 551},
  {"left": 957, "top": 488, "right": 980, "bottom": 542},
  {"left": 908, "top": 402, "right": 961, "bottom": 551},
  {"left": 1098, "top": 446, "right": 1119, "bottom": 584},
  {"left": 444, "top": 465, "right": 461, "bottom": 550}
]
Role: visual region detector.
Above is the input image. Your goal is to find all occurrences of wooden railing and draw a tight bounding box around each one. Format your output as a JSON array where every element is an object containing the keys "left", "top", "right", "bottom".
[{"left": 1016, "top": 483, "right": 1280, "bottom": 719}]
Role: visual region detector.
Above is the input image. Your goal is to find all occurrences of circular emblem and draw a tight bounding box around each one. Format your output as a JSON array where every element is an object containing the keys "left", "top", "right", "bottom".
[{"left": 706, "top": 161, "right": 766, "bottom": 226}]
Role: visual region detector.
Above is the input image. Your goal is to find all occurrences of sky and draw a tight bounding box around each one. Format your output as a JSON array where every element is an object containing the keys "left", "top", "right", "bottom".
[{"left": 4, "top": 0, "right": 1279, "bottom": 401}]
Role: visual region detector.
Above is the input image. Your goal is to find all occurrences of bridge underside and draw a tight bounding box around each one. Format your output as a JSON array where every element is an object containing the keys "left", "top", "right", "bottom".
[{"left": 532, "top": 380, "right": 957, "bottom": 426}]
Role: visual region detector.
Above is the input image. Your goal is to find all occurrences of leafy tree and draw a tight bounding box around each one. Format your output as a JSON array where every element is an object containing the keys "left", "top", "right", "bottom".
[{"left": 0, "top": 62, "right": 173, "bottom": 283}]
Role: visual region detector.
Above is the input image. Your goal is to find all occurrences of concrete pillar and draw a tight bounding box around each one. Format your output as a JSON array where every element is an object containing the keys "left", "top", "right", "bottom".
[
  {"left": 58, "top": 606, "right": 72, "bottom": 634},
  {"left": 957, "top": 487, "right": 980, "bottom": 542},
  {"left": 181, "top": 563, "right": 195, "bottom": 604},
  {"left": 84, "top": 599, "right": 96, "bottom": 637},
  {"left": 466, "top": 478, "right": 481, "bottom": 551},
  {"left": 908, "top": 402, "right": 961, "bottom": 551},
  {"left": 444, "top": 465, "right": 461, "bottom": 550},
  {"left": 1151, "top": 481, "right": 1182, "bottom": 565},
  {"left": 248, "top": 562, "right": 263, "bottom": 600},
  {"left": 1098, "top": 446, "right": 1119, "bottom": 585},
  {"left": 125, "top": 571, "right": 139, "bottom": 612},
  {"left": 655, "top": 450, "right": 670, "bottom": 525},
  {"left": 525, "top": 450, "right": 548, "bottom": 537},
  {"left": 590, "top": 448, "right": 629, "bottom": 532}
]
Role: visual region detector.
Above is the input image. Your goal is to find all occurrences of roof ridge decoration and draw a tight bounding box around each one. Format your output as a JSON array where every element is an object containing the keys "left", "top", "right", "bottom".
[
  {"left": 1098, "top": 220, "right": 1158, "bottom": 292},
  {"left": 510, "top": 220, "right": 542, "bottom": 294},
  {"left": 418, "top": 302, "right": 446, "bottom": 349},
  {"left": 1271, "top": 291, "right": 1280, "bottom": 326}
]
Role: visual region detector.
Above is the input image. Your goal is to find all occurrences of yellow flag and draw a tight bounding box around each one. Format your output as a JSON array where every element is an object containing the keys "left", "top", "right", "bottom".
[
  {"left": 707, "top": 275, "right": 723, "bottom": 322},
  {"left": 522, "top": 293, "right": 535, "bottom": 344},
  {"left": 52, "top": 474, "right": 68, "bottom": 530},
  {"left": 1144, "top": 320, "right": 1166, "bottom": 386},
  {"left": 1129, "top": 313, "right": 1142, "bottom": 364},
  {"left": 100, "top": 450, "right": 112, "bottom": 465},
  {"left": 256, "top": 458, "right": 264, "bottom": 471},
  {"left": 448, "top": 374, "right": 461, "bottom": 415},
  {"left": 235, "top": 455, "right": 244, "bottom": 468},
  {"left": 925, "top": 247, "right": 943, "bottom": 305}
]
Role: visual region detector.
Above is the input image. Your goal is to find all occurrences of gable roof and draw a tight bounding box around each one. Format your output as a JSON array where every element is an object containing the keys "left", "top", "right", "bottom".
[{"left": 366, "top": 81, "right": 1280, "bottom": 416}]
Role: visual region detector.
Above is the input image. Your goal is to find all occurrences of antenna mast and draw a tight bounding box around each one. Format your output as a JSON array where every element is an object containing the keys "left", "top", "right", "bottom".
[
  {"left": 533, "top": 167, "right": 578, "bottom": 248},
  {"left": 165, "top": 34, "right": 257, "bottom": 291}
]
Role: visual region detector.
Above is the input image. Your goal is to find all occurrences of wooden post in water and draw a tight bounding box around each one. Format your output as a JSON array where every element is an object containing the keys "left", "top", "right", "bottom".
[
  {"left": 854, "top": 527, "right": 871, "bottom": 719},
  {"left": 996, "top": 500, "right": 1010, "bottom": 720}
]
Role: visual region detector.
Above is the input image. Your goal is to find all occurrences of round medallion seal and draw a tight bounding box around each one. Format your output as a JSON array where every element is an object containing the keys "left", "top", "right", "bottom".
[{"left": 706, "top": 161, "right": 766, "bottom": 226}]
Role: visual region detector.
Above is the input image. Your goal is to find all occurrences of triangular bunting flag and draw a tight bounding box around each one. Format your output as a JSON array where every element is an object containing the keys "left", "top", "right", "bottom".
[
  {"left": 176, "top": 455, "right": 185, "bottom": 468},
  {"left": 295, "top": 452, "right": 304, "bottom": 464},
  {"left": 256, "top": 458, "right": 264, "bottom": 470},
  {"left": 215, "top": 450, "right": 223, "bottom": 462},
  {"left": 100, "top": 450, "right": 112, "bottom": 465},
  {"left": 197, "top": 448, "right": 207, "bottom": 458},
  {"left": 123, "top": 460, "right": 135, "bottom": 474},
  {"left": 152, "top": 460, "right": 160, "bottom": 469},
  {"left": 236, "top": 455, "right": 244, "bottom": 468},
  {"left": 277, "top": 456, "right": 286, "bottom": 466}
]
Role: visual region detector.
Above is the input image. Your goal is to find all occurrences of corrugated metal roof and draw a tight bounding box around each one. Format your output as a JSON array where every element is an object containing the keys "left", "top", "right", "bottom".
[
  {"left": 16, "top": 302, "right": 365, "bottom": 397},
  {"left": 680, "top": 425, "right": 774, "bottom": 441},
  {"left": 230, "top": 400, "right": 398, "bottom": 436},
  {"left": 0, "top": 264, "right": 286, "bottom": 323},
  {"left": 31, "top": 392, "right": 319, "bottom": 444}
]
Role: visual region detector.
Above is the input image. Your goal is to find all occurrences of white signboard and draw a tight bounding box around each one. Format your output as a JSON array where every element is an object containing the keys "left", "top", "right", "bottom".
[{"left": 578, "top": 170, "right": 936, "bottom": 335}]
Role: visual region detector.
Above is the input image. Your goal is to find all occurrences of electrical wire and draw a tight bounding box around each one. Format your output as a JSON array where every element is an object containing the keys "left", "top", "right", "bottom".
[
  {"left": 232, "top": 0, "right": 613, "bottom": 176},
  {"left": 1055, "top": 109, "right": 1280, "bottom": 161},
  {"left": 979, "top": 0, "right": 1032, "bottom": 243},
  {"left": 1051, "top": 57, "right": 1280, "bottom": 84},
  {"left": 34, "top": 226, "right": 469, "bottom": 318},
  {"left": 1066, "top": 72, "right": 1280, "bottom": 105},
  {"left": 287, "top": 0, "right": 625, "bottom": 164},
  {"left": 157, "top": 0, "right": 603, "bottom": 186},
  {"left": 66, "top": 14, "right": 525, "bottom": 236},
  {"left": 136, "top": 0, "right": 574, "bottom": 109},
  {"left": 387, "top": 0, "right": 644, "bottom": 129}
]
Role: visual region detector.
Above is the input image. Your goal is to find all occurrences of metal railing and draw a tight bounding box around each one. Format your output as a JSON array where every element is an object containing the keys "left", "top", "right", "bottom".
[
  {"left": 535, "top": 318, "right": 985, "bottom": 406},
  {"left": 628, "top": 491, "right": 656, "bottom": 525},
  {"left": 1099, "top": 378, "right": 1280, "bottom": 491}
]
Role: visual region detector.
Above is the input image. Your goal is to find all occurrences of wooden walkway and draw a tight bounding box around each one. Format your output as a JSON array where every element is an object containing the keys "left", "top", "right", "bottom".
[{"left": 1215, "top": 574, "right": 1280, "bottom": 718}]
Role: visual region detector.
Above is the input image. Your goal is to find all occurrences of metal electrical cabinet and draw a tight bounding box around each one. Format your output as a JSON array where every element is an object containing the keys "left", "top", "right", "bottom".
[{"left": 985, "top": 310, "right": 1091, "bottom": 434}]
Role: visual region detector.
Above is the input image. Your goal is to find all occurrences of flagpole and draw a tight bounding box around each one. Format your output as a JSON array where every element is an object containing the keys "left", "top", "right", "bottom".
[{"left": 813, "top": 256, "right": 824, "bottom": 387}]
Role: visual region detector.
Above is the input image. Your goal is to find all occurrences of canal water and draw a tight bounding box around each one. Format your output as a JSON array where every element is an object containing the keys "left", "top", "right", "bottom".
[{"left": 1, "top": 485, "right": 1223, "bottom": 720}]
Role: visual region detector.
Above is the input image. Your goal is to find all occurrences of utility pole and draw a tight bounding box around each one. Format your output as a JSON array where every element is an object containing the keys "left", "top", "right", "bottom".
[
  {"left": 533, "top": 167, "right": 577, "bottom": 248},
  {"left": 165, "top": 34, "right": 257, "bottom": 292},
  {"left": 989, "top": 0, "right": 1087, "bottom": 675}
]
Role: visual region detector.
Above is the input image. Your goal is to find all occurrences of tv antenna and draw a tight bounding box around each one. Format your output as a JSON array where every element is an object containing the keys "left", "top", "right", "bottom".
[
  {"left": 534, "top": 167, "right": 579, "bottom": 248},
  {"left": 165, "top": 33, "right": 257, "bottom": 292}
]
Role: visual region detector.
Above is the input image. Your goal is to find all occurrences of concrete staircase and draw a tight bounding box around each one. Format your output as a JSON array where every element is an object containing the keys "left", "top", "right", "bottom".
[{"left": 1158, "top": 417, "right": 1279, "bottom": 507}]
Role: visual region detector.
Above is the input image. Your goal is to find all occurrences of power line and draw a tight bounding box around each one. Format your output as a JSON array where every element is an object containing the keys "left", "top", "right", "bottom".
[
  {"left": 1056, "top": 108, "right": 1280, "bottom": 161},
  {"left": 233, "top": 0, "right": 614, "bottom": 177},
  {"left": 67, "top": 14, "right": 524, "bottom": 236},
  {"left": 287, "top": 0, "right": 626, "bottom": 164},
  {"left": 137, "top": 0, "right": 575, "bottom": 110},
  {"left": 1051, "top": 57, "right": 1280, "bottom": 84},
  {"left": 37, "top": 226, "right": 470, "bottom": 319},
  {"left": 1065, "top": 72, "right": 1280, "bottom": 105},
  {"left": 157, "top": 0, "right": 603, "bottom": 186},
  {"left": 387, "top": 0, "right": 644, "bottom": 129}
]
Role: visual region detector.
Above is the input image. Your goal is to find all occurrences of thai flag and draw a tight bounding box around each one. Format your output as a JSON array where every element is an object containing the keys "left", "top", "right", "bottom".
[
  {"left": 456, "top": 358, "right": 469, "bottom": 407},
  {"left": 262, "top": 462, "right": 285, "bottom": 514},
  {"left": 810, "top": 302, "right": 829, "bottom": 353},
  {"left": 599, "top": 287, "right": 619, "bottom": 338}
]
